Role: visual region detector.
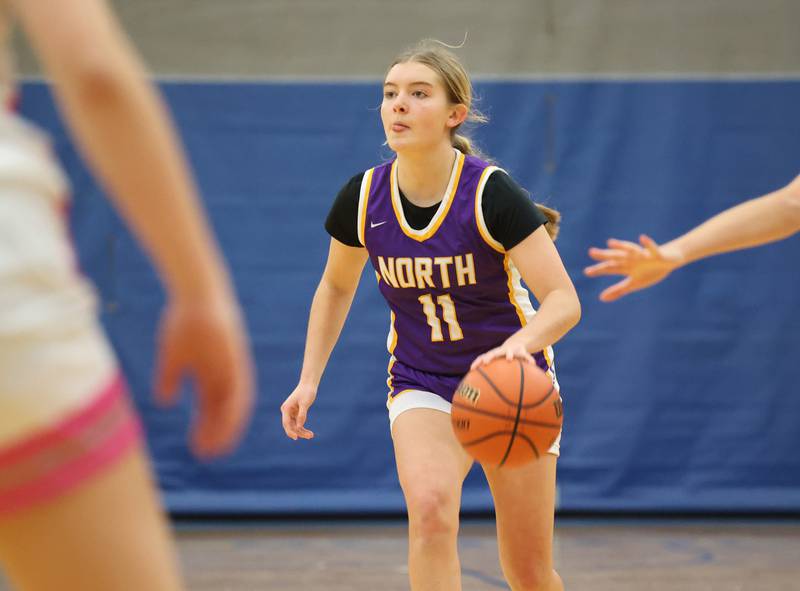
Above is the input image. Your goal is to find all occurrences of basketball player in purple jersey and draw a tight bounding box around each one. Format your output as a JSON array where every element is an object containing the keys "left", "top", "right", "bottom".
[
  {"left": 0, "top": 1, "right": 254, "bottom": 589},
  {"left": 585, "top": 174, "right": 800, "bottom": 301},
  {"left": 281, "top": 41, "right": 581, "bottom": 591}
]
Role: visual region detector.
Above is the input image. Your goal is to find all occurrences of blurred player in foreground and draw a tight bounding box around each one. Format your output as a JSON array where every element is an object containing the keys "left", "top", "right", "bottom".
[{"left": 0, "top": 0, "right": 254, "bottom": 589}]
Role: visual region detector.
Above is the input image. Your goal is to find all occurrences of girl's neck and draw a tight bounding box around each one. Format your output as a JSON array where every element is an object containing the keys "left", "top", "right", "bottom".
[{"left": 395, "top": 142, "right": 457, "bottom": 208}]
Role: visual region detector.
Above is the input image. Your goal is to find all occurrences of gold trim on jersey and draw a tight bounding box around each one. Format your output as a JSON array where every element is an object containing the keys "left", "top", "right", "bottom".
[
  {"left": 478, "top": 165, "right": 554, "bottom": 375},
  {"left": 387, "top": 310, "right": 397, "bottom": 354},
  {"left": 357, "top": 168, "right": 375, "bottom": 246},
  {"left": 385, "top": 311, "right": 399, "bottom": 394},
  {"left": 474, "top": 165, "right": 506, "bottom": 253},
  {"left": 389, "top": 149, "right": 465, "bottom": 242},
  {"left": 386, "top": 388, "right": 413, "bottom": 408},
  {"left": 386, "top": 356, "right": 396, "bottom": 390},
  {"left": 504, "top": 255, "right": 528, "bottom": 327},
  {"left": 503, "top": 255, "right": 556, "bottom": 376}
]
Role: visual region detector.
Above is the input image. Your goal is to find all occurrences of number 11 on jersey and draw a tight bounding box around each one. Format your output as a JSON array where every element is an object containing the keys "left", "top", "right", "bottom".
[{"left": 418, "top": 293, "right": 464, "bottom": 342}]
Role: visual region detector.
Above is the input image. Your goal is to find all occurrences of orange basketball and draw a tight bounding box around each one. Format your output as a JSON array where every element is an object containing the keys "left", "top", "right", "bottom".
[{"left": 451, "top": 358, "right": 562, "bottom": 468}]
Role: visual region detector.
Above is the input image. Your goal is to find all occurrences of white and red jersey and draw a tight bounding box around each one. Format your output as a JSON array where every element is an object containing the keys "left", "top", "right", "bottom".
[{"left": 0, "top": 4, "right": 140, "bottom": 517}]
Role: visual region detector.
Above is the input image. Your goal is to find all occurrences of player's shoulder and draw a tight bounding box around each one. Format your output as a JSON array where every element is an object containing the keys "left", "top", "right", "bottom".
[
  {"left": 344, "top": 171, "right": 365, "bottom": 187},
  {"left": 337, "top": 161, "right": 392, "bottom": 202},
  {"left": 335, "top": 171, "right": 366, "bottom": 201},
  {"left": 483, "top": 169, "right": 530, "bottom": 204},
  {"left": 349, "top": 158, "right": 397, "bottom": 187}
]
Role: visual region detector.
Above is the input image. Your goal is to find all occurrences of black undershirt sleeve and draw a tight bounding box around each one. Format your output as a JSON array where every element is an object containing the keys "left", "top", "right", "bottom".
[
  {"left": 324, "top": 172, "right": 364, "bottom": 247},
  {"left": 482, "top": 171, "right": 548, "bottom": 251},
  {"left": 323, "top": 169, "right": 548, "bottom": 251}
]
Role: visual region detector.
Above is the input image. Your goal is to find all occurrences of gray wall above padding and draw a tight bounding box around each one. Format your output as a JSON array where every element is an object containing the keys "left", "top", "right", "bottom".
[{"left": 14, "top": 0, "right": 800, "bottom": 78}]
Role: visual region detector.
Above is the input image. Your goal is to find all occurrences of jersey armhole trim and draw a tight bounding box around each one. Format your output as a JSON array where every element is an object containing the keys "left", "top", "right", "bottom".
[
  {"left": 475, "top": 166, "right": 506, "bottom": 254},
  {"left": 357, "top": 168, "right": 375, "bottom": 247}
]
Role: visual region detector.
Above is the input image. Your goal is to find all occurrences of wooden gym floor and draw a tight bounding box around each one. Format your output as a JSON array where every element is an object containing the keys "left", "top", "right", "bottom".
[{"left": 1, "top": 517, "right": 798, "bottom": 590}]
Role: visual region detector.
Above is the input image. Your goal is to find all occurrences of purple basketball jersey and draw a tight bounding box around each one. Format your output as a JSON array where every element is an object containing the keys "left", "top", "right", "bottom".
[{"left": 356, "top": 149, "right": 554, "bottom": 390}]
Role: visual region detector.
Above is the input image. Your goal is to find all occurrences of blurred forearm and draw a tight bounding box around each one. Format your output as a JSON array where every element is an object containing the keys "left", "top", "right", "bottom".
[
  {"left": 52, "top": 53, "right": 230, "bottom": 301},
  {"left": 668, "top": 176, "right": 800, "bottom": 267},
  {"left": 14, "top": 0, "right": 231, "bottom": 302}
]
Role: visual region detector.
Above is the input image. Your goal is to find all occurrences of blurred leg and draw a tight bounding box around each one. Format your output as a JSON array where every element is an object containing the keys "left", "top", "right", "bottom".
[{"left": 0, "top": 445, "right": 184, "bottom": 591}]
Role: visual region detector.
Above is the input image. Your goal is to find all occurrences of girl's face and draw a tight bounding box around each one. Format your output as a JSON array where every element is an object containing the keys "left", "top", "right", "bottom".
[{"left": 381, "top": 61, "right": 467, "bottom": 154}]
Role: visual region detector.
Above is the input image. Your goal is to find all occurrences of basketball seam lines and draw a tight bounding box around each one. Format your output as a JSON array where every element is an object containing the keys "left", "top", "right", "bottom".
[
  {"left": 516, "top": 432, "right": 540, "bottom": 459},
  {"left": 450, "top": 401, "right": 561, "bottom": 429},
  {"left": 475, "top": 366, "right": 516, "bottom": 407},
  {"left": 523, "top": 384, "right": 556, "bottom": 409},
  {"left": 475, "top": 366, "right": 555, "bottom": 410},
  {"left": 459, "top": 431, "right": 544, "bottom": 460},
  {"left": 460, "top": 430, "right": 520, "bottom": 447},
  {"left": 499, "top": 360, "right": 525, "bottom": 466}
]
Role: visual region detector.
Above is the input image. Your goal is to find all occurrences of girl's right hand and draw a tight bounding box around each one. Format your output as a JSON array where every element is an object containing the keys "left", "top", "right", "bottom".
[{"left": 280, "top": 383, "right": 317, "bottom": 440}]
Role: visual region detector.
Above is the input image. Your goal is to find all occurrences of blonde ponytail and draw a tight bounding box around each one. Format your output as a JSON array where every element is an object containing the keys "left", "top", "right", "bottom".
[
  {"left": 451, "top": 134, "right": 473, "bottom": 155},
  {"left": 536, "top": 203, "right": 561, "bottom": 241}
]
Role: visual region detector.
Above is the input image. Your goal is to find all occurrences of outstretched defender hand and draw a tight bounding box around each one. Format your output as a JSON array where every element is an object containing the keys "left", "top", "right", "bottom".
[
  {"left": 154, "top": 297, "right": 255, "bottom": 459},
  {"left": 584, "top": 235, "right": 683, "bottom": 302},
  {"left": 280, "top": 383, "right": 317, "bottom": 441}
]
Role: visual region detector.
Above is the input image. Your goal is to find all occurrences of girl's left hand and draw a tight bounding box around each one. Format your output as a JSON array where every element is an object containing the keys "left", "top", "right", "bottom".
[{"left": 470, "top": 341, "right": 535, "bottom": 371}]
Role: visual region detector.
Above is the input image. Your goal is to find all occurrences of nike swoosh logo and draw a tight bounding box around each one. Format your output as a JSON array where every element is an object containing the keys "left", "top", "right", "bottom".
[{"left": 370, "top": 220, "right": 388, "bottom": 228}]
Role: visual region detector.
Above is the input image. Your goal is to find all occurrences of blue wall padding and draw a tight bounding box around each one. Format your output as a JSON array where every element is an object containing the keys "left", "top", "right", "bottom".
[{"left": 19, "top": 79, "right": 800, "bottom": 514}]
